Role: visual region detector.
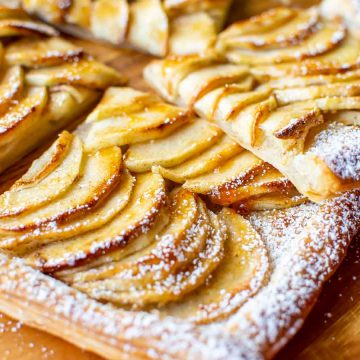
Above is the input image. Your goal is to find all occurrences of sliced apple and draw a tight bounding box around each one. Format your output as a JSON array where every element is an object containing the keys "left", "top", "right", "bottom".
[
  {"left": 25, "top": 59, "right": 126, "bottom": 89},
  {"left": 5, "top": 37, "right": 84, "bottom": 68},
  {"left": 22, "top": 0, "right": 69, "bottom": 23},
  {"left": 0, "top": 66, "right": 24, "bottom": 117},
  {"left": 65, "top": 0, "right": 91, "bottom": 28},
  {"left": 1, "top": 171, "right": 135, "bottom": 255},
  {"left": 91, "top": 0, "right": 129, "bottom": 44},
  {"left": 177, "top": 63, "right": 249, "bottom": 107},
  {"left": 0, "top": 146, "right": 122, "bottom": 232},
  {"left": 155, "top": 135, "right": 243, "bottom": 183},
  {"left": 183, "top": 151, "right": 267, "bottom": 194},
  {"left": 327, "top": 110, "right": 360, "bottom": 126},
  {"left": 71, "top": 189, "right": 201, "bottom": 286},
  {"left": 127, "top": 0, "right": 169, "bottom": 56},
  {"left": 73, "top": 207, "right": 225, "bottom": 307},
  {"left": 0, "top": 86, "right": 48, "bottom": 143},
  {"left": 160, "top": 208, "right": 269, "bottom": 324},
  {"left": 125, "top": 119, "right": 222, "bottom": 172},
  {"left": 226, "top": 19, "right": 346, "bottom": 65},
  {"left": 209, "top": 167, "right": 294, "bottom": 206},
  {"left": 275, "top": 82, "right": 360, "bottom": 105},
  {"left": 25, "top": 172, "right": 166, "bottom": 272},
  {"left": 219, "top": 8, "right": 319, "bottom": 50},
  {"left": 0, "top": 7, "right": 29, "bottom": 20},
  {"left": 0, "top": 132, "right": 82, "bottom": 218},
  {"left": 0, "top": 18, "right": 58, "bottom": 37}
]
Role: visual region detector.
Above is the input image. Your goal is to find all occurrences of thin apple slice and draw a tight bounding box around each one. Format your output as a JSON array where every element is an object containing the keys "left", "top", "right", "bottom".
[
  {"left": 0, "top": 132, "right": 82, "bottom": 218},
  {"left": 0, "top": 86, "right": 48, "bottom": 143},
  {"left": 25, "top": 172, "right": 166, "bottom": 272},
  {"left": 73, "top": 207, "right": 225, "bottom": 307},
  {"left": 0, "top": 18, "right": 58, "bottom": 37},
  {"left": 225, "top": 19, "right": 346, "bottom": 65},
  {"left": 327, "top": 110, "right": 360, "bottom": 126},
  {"left": 25, "top": 59, "right": 126, "bottom": 89},
  {"left": 22, "top": 0, "right": 69, "bottom": 23},
  {"left": 125, "top": 119, "right": 222, "bottom": 172},
  {"left": 59, "top": 208, "right": 170, "bottom": 282},
  {"left": 160, "top": 208, "right": 269, "bottom": 324},
  {"left": 219, "top": 8, "right": 319, "bottom": 50},
  {"left": 65, "top": 0, "right": 91, "bottom": 28},
  {"left": 252, "top": 35, "right": 360, "bottom": 78},
  {"left": 275, "top": 82, "right": 360, "bottom": 105},
  {"left": 0, "top": 66, "right": 24, "bottom": 117},
  {"left": 0, "top": 146, "right": 122, "bottom": 232},
  {"left": 155, "top": 135, "right": 243, "bottom": 183},
  {"left": 234, "top": 192, "right": 307, "bottom": 213},
  {"left": 71, "top": 189, "right": 201, "bottom": 286},
  {"left": 0, "top": 7, "right": 29, "bottom": 20},
  {"left": 127, "top": 0, "right": 169, "bottom": 56},
  {"left": 80, "top": 89, "right": 190, "bottom": 151},
  {"left": 209, "top": 167, "right": 294, "bottom": 206},
  {"left": 183, "top": 151, "right": 267, "bottom": 194},
  {"left": 177, "top": 63, "right": 249, "bottom": 107},
  {"left": 1, "top": 171, "right": 134, "bottom": 255},
  {"left": 5, "top": 37, "right": 84, "bottom": 68},
  {"left": 91, "top": 0, "right": 129, "bottom": 44}
]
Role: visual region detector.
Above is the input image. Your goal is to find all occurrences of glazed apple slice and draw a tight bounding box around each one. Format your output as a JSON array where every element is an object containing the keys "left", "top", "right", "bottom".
[
  {"left": 0, "top": 132, "right": 82, "bottom": 218},
  {"left": 21, "top": 0, "right": 69, "bottom": 23},
  {"left": 125, "top": 119, "right": 222, "bottom": 172},
  {"left": 5, "top": 37, "right": 84, "bottom": 68},
  {"left": 91, "top": 0, "right": 129, "bottom": 44},
  {"left": 24, "top": 172, "right": 166, "bottom": 272},
  {"left": 127, "top": 0, "right": 169, "bottom": 56},
  {"left": 160, "top": 208, "right": 269, "bottom": 324},
  {"left": 25, "top": 59, "right": 126, "bottom": 89},
  {"left": 183, "top": 151, "right": 267, "bottom": 194},
  {"left": 0, "top": 146, "right": 122, "bottom": 232},
  {"left": 1, "top": 171, "right": 134, "bottom": 255},
  {"left": 74, "top": 205, "right": 225, "bottom": 307},
  {"left": 80, "top": 88, "right": 190, "bottom": 151},
  {"left": 218, "top": 7, "right": 319, "bottom": 50},
  {"left": 0, "top": 66, "right": 24, "bottom": 117},
  {"left": 155, "top": 135, "right": 243, "bottom": 183},
  {"left": 72, "top": 189, "right": 201, "bottom": 286},
  {"left": 0, "top": 17, "right": 58, "bottom": 37},
  {"left": 65, "top": 0, "right": 91, "bottom": 28},
  {"left": 225, "top": 19, "right": 346, "bottom": 65}
]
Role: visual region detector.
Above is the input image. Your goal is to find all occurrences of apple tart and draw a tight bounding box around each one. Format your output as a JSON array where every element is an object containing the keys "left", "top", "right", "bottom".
[
  {"left": 144, "top": 23, "right": 360, "bottom": 201},
  {"left": 0, "top": 6, "right": 125, "bottom": 173},
  {"left": 12, "top": 0, "right": 232, "bottom": 56}
]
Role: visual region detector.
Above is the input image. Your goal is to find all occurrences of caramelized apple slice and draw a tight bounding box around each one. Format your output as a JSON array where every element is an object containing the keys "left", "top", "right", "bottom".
[
  {"left": 0, "top": 66, "right": 24, "bottom": 117},
  {"left": 25, "top": 172, "right": 166, "bottom": 272},
  {"left": 5, "top": 38, "right": 84, "bottom": 68},
  {"left": 275, "top": 82, "right": 360, "bottom": 105},
  {"left": 209, "top": 167, "right": 293, "bottom": 206},
  {"left": 22, "top": 0, "right": 69, "bottom": 23},
  {"left": 183, "top": 151, "right": 267, "bottom": 194},
  {"left": 25, "top": 59, "right": 126, "bottom": 89},
  {"left": 226, "top": 19, "right": 346, "bottom": 65},
  {"left": 0, "top": 132, "right": 82, "bottom": 217},
  {"left": 125, "top": 119, "right": 222, "bottom": 172},
  {"left": 219, "top": 8, "right": 319, "bottom": 49},
  {"left": 1, "top": 171, "right": 134, "bottom": 254},
  {"left": 72, "top": 189, "right": 201, "bottom": 286},
  {"left": 127, "top": 0, "right": 169, "bottom": 56},
  {"left": 74, "top": 207, "right": 225, "bottom": 307},
  {"left": 161, "top": 208, "right": 269, "bottom": 324},
  {"left": 0, "top": 86, "right": 48, "bottom": 143},
  {"left": 91, "top": 0, "right": 129, "bottom": 44},
  {"left": 0, "top": 146, "right": 122, "bottom": 232},
  {"left": 155, "top": 135, "right": 243, "bottom": 183},
  {"left": 0, "top": 18, "right": 58, "bottom": 37},
  {"left": 65, "top": 0, "right": 91, "bottom": 28}
]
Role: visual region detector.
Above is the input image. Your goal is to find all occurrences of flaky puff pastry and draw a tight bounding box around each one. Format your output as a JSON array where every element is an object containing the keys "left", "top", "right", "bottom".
[
  {"left": 10, "top": 0, "right": 232, "bottom": 56},
  {"left": 0, "top": 6, "right": 125, "bottom": 173},
  {"left": 144, "top": 8, "right": 360, "bottom": 201}
]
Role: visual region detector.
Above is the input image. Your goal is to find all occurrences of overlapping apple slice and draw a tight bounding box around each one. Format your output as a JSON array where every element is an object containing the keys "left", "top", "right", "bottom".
[
  {"left": 160, "top": 208, "right": 269, "bottom": 323},
  {"left": 78, "top": 87, "right": 190, "bottom": 152}
]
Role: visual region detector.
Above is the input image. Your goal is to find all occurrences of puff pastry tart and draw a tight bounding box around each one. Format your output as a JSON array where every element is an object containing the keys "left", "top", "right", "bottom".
[
  {"left": 144, "top": 12, "right": 360, "bottom": 201},
  {"left": 10, "top": 0, "right": 233, "bottom": 56},
  {"left": 0, "top": 6, "right": 125, "bottom": 173},
  {"left": 0, "top": 88, "right": 359, "bottom": 360}
]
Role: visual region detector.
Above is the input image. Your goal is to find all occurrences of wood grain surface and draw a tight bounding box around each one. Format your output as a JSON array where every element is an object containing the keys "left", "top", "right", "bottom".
[{"left": 0, "top": 7, "right": 359, "bottom": 358}]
